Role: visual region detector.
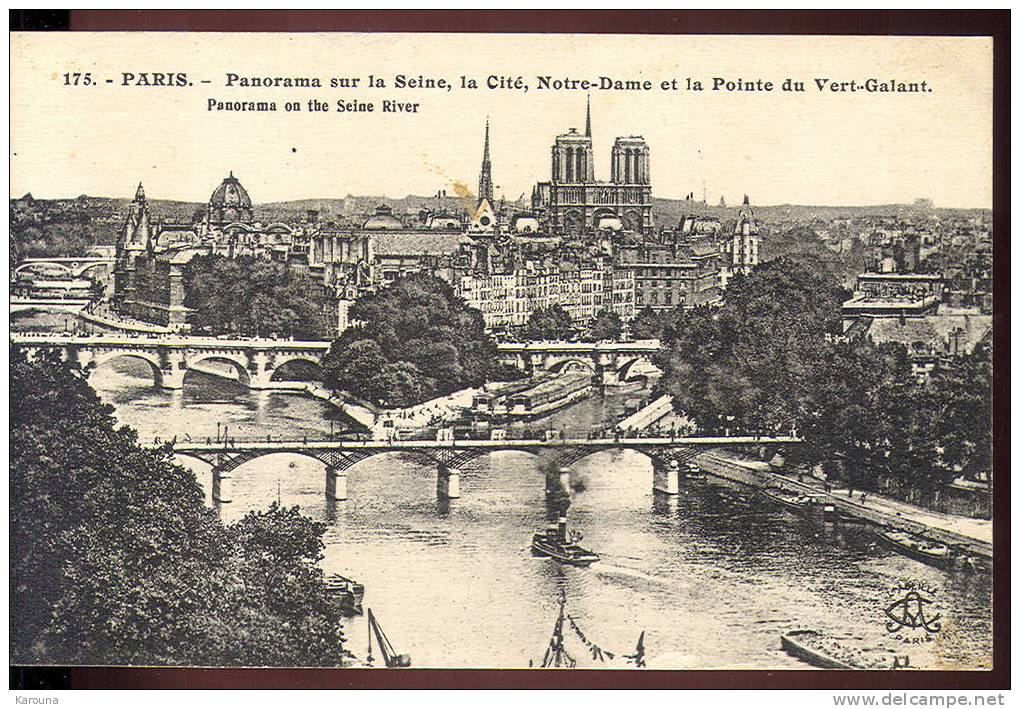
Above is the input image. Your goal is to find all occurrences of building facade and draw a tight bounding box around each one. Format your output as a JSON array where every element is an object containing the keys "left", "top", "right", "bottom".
[
  {"left": 719, "top": 195, "right": 761, "bottom": 289},
  {"left": 532, "top": 100, "right": 653, "bottom": 236}
]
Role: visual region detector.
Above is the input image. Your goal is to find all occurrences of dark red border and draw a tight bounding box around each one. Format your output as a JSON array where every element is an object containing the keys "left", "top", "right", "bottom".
[
  {"left": 59, "top": 9, "right": 1009, "bottom": 36},
  {"left": 9, "top": 9, "right": 1010, "bottom": 692}
]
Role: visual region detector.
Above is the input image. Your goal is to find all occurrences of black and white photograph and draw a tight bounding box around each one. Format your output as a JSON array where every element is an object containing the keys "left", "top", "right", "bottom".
[{"left": 7, "top": 10, "right": 1007, "bottom": 694}]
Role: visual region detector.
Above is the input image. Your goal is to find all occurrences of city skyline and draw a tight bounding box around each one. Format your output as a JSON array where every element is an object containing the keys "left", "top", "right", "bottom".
[{"left": 11, "top": 33, "right": 993, "bottom": 209}]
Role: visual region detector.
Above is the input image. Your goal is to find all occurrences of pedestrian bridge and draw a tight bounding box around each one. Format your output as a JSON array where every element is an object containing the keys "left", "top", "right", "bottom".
[{"left": 168, "top": 434, "right": 800, "bottom": 504}]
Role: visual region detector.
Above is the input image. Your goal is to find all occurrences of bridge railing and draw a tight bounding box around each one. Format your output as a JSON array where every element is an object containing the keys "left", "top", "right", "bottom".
[{"left": 158, "top": 425, "right": 800, "bottom": 448}]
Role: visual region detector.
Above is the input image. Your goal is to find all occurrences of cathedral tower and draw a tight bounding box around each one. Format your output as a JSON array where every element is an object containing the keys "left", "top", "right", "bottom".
[{"left": 478, "top": 118, "right": 494, "bottom": 205}]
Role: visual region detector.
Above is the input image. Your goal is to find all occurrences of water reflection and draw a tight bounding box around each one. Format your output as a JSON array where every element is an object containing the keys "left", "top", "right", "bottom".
[{"left": 42, "top": 335, "right": 995, "bottom": 670}]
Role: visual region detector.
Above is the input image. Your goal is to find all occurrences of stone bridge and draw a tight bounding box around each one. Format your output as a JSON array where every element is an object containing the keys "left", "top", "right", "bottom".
[
  {"left": 495, "top": 339, "right": 661, "bottom": 383},
  {"left": 10, "top": 333, "right": 330, "bottom": 390},
  {"left": 13, "top": 257, "right": 115, "bottom": 280},
  {"left": 11, "top": 334, "right": 663, "bottom": 389},
  {"left": 169, "top": 435, "right": 800, "bottom": 504}
]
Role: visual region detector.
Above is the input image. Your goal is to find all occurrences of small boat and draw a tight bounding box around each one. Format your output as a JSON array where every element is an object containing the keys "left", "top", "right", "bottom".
[
  {"left": 684, "top": 463, "right": 706, "bottom": 480},
  {"left": 781, "top": 630, "right": 893, "bottom": 670},
  {"left": 876, "top": 529, "right": 954, "bottom": 569},
  {"left": 762, "top": 487, "right": 815, "bottom": 512},
  {"left": 366, "top": 608, "right": 411, "bottom": 668},
  {"left": 325, "top": 573, "right": 365, "bottom": 616},
  {"left": 532, "top": 518, "right": 600, "bottom": 568},
  {"left": 781, "top": 630, "right": 855, "bottom": 669}
]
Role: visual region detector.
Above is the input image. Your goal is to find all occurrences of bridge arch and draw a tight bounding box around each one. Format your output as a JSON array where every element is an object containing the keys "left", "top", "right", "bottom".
[
  {"left": 13, "top": 261, "right": 74, "bottom": 279},
  {"left": 547, "top": 358, "right": 596, "bottom": 375},
  {"left": 88, "top": 350, "right": 164, "bottom": 388},
  {"left": 616, "top": 357, "right": 658, "bottom": 382},
  {"left": 75, "top": 261, "right": 113, "bottom": 278},
  {"left": 184, "top": 353, "right": 252, "bottom": 387},
  {"left": 269, "top": 355, "right": 324, "bottom": 383}
]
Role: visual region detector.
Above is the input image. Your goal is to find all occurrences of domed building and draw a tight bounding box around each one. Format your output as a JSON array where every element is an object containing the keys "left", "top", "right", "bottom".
[
  {"left": 206, "top": 171, "right": 254, "bottom": 226},
  {"left": 362, "top": 204, "right": 404, "bottom": 231}
]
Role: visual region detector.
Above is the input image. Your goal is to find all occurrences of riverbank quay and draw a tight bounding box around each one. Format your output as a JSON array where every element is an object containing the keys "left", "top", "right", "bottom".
[
  {"left": 79, "top": 309, "right": 172, "bottom": 334},
  {"left": 695, "top": 450, "right": 992, "bottom": 560},
  {"left": 371, "top": 387, "right": 482, "bottom": 438}
]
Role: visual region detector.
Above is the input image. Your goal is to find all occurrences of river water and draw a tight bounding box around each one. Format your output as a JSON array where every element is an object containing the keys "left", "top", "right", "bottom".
[{"left": 15, "top": 311, "right": 994, "bottom": 670}]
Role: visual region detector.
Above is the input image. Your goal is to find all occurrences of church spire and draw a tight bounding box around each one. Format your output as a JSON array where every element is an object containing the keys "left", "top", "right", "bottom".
[
  {"left": 585, "top": 94, "right": 592, "bottom": 138},
  {"left": 478, "top": 117, "right": 494, "bottom": 204}
]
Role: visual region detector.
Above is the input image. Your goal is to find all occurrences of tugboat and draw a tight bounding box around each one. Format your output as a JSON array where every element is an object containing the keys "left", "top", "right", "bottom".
[
  {"left": 876, "top": 529, "right": 954, "bottom": 570},
  {"left": 531, "top": 515, "right": 600, "bottom": 567},
  {"left": 325, "top": 573, "right": 365, "bottom": 616}
]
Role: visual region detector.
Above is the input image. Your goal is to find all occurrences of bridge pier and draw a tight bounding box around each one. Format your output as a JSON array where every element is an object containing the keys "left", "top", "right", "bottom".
[
  {"left": 437, "top": 465, "right": 461, "bottom": 500},
  {"left": 325, "top": 466, "right": 348, "bottom": 501},
  {"left": 162, "top": 368, "right": 185, "bottom": 390},
  {"left": 249, "top": 352, "right": 272, "bottom": 390},
  {"left": 652, "top": 459, "right": 680, "bottom": 495},
  {"left": 211, "top": 467, "right": 232, "bottom": 504}
]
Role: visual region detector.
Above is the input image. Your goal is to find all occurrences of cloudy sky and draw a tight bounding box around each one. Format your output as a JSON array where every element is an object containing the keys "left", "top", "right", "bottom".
[{"left": 11, "top": 32, "right": 993, "bottom": 208}]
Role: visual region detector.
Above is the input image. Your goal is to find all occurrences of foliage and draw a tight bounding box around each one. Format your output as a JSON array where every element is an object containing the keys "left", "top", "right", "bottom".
[
  {"left": 11, "top": 347, "right": 347, "bottom": 666},
  {"left": 321, "top": 274, "right": 499, "bottom": 406},
  {"left": 657, "top": 259, "right": 847, "bottom": 433},
  {"left": 525, "top": 304, "right": 574, "bottom": 341},
  {"left": 183, "top": 254, "right": 333, "bottom": 339},
  {"left": 759, "top": 225, "right": 870, "bottom": 289},
  {"left": 655, "top": 258, "right": 992, "bottom": 502},
  {"left": 629, "top": 306, "right": 679, "bottom": 342},
  {"left": 587, "top": 308, "right": 623, "bottom": 342}
]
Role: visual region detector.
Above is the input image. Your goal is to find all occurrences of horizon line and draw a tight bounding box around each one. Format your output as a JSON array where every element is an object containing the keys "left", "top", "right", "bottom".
[{"left": 8, "top": 190, "right": 993, "bottom": 212}]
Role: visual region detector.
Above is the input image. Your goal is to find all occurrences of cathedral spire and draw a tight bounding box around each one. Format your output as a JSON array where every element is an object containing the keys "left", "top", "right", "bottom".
[
  {"left": 478, "top": 117, "right": 494, "bottom": 204},
  {"left": 585, "top": 94, "right": 592, "bottom": 138},
  {"left": 134, "top": 182, "right": 145, "bottom": 202}
]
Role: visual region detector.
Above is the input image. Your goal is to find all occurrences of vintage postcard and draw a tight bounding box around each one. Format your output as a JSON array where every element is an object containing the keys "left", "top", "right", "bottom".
[{"left": 9, "top": 16, "right": 1002, "bottom": 689}]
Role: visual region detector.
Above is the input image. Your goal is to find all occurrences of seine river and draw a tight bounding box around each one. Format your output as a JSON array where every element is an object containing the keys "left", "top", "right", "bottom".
[{"left": 14, "top": 311, "right": 993, "bottom": 670}]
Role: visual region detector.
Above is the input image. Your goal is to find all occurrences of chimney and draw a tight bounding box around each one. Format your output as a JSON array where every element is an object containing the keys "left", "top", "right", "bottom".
[{"left": 558, "top": 515, "right": 568, "bottom": 542}]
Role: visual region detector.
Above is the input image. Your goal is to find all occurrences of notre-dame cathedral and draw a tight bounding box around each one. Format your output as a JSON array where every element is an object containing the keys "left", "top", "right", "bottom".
[{"left": 531, "top": 97, "right": 653, "bottom": 236}]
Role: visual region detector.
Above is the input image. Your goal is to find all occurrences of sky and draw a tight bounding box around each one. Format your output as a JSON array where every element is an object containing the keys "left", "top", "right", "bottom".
[{"left": 10, "top": 33, "right": 993, "bottom": 208}]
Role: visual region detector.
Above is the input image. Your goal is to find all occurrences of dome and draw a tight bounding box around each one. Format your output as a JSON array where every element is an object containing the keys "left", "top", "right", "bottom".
[
  {"left": 208, "top": 171, "right": 254, "bottom": 225},
  {"left": 362, "top": 204, "right": 403, "bottom": 231}
]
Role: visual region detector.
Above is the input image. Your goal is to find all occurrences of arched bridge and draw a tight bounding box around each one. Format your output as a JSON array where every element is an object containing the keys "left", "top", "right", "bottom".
[
  {"left": 169, "top": 434, "right": 800, "bottom": 504},
  {"left": 11, "top": 334, "right": 663, "bottom": 389},
  {"left": 495, "top": 339, "right": 661, "bottom": 383},
  {"left": 10, "top": 333, "right": 330, "bottom": 390},
  {"left": 13, "top": 256, "right": 115, "bottom": 280}
]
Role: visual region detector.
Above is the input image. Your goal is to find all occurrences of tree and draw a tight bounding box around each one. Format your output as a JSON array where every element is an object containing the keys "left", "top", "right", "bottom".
[
  {"left": 588, "top": 308, "right": 623, "bottom": 342},
  {"left": 183, "top": 254, "right": 332, "bottom": 339},
  {"left": 657, "top": 259, "right": 847, "bottom": 434},
  {"left": 526, "top": 304, "right": 573, "bottom": 341},
  {"left": 370, "top": 361, "right": 432, "bottom": 408},
  {"left": 629, "top": 306, "right": 677, "bottom": 342},
  {"left": 11, "top": 347, "right": 347, "bottom": 666},
  {"left": 321, "top": 274, "right": 500, "bottom": 406}
]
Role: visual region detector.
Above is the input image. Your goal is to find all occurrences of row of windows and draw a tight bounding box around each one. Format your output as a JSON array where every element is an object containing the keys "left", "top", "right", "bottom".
[{"left": 636, "top": 291, "right": 687, "bottom": 306}]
